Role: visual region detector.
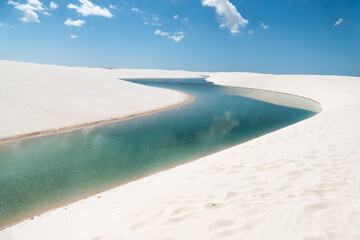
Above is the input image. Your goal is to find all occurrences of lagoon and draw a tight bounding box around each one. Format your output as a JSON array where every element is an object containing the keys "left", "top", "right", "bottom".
[{"left": 0, "top": 78, "right": 317, "bottom": 228}]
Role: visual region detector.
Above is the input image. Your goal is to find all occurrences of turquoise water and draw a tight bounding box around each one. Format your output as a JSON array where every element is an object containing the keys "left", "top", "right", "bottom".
[{"left": 0, "top": 78, "right": 316, "bottom": 227}]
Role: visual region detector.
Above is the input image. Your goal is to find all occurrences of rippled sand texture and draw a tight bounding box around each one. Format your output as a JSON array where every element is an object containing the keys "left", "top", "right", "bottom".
[{"left": 1, "top": 68, "right": 360, "bottom": 240}]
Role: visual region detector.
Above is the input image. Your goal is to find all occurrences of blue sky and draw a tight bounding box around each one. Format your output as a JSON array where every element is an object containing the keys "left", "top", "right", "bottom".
[{"left": 0, "top": 0, "right": 359, "bottom": 76}]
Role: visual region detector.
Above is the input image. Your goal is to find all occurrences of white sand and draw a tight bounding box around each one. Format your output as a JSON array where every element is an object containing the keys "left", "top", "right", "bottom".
[
  {"left": 0, "top": 60, "right": 201, "bottom": 142},
  {"left": 1, "top": 65, "right": 360, "bottom": 240}
]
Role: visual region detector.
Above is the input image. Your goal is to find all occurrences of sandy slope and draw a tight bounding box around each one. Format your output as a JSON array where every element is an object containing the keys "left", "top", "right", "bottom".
[
  {"left": 207, "top": 72, "right": 360, "bottom": 112},
  {"left": 0, "top": 60, "right": 201, "bottom": 142},
  {"left": 1, "top": 66, "right": 360, "bottom": 240}
]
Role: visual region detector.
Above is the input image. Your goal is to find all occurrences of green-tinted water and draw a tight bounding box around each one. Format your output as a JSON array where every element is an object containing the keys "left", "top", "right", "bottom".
[{"left": 0, "top": 78, "right": 317, "bottom": 227}]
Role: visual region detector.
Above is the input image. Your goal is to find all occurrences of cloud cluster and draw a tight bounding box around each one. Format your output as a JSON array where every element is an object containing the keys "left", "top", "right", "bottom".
[
  {"left": 7, "top": 0, "right": 59, "bottom": 22},
  {"left": 67, "top": 0, "right": 113, "bottom": 18},
  {"left": 139, "top": 13, "right": 162, "bottom": 26},
  {"left": 6, "top": 0, "right": 255, "bottom": 41},
  {"left": 154, "top": 30, "right": 185, "bottom": 42},
  {"left": 64, "top": 18, "right": 86, "bottom": 27},
  {"left": 201, "top": 0, "right": 248, "bottom": 34},
  {"left": 7, "top": 0, "right": 44, "bottom": 23},
  {"left": 130, "top": 6, "right": 187, "bottom": 39}
]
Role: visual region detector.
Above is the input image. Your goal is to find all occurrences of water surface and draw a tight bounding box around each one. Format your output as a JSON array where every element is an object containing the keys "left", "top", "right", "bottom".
[{"left": 0, "top": 78, "right": 316, "bottom": 227}]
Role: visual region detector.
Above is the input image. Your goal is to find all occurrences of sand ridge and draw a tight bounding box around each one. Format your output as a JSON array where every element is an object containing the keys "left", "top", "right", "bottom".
[
  {"left": 1, "top": 63, "right": 360, "bottom": 240},
  {"left": 0, "top": 60, "right": 202, "bottom": 143}
]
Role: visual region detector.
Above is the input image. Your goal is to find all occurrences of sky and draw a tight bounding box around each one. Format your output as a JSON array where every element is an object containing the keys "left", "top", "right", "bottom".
[{"left": 0, "top": 0, "right": 359, "bottom": 76}]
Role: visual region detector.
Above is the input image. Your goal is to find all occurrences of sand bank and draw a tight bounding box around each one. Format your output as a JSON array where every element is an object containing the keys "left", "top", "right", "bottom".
[
  {"left": 0, "top": 60, "right": 201, "bottom": 143},
  {"left": 1, "top": 66, "right": 360, "bottom": 240}
]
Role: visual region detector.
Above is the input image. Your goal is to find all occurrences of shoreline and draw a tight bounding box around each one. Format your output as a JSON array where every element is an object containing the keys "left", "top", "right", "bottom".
[
  {"left": 223, "top": 85, "right": 322, "bottom": 113},
  {"left": 0, "top": 91, "right": 194, "bottom": 229},
  {"left": 0, "top": 91, "right": 194, "bottom": 145},
  {"left": 0, "top": 96, "right": 314, "bottom": 231},
  {"left": 0, "top": 83, "right": 318, "bottom": 230}
]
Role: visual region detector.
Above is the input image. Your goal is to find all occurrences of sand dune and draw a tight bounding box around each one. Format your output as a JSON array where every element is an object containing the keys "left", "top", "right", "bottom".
[
  {"left": 207, "top": 72, "right": 360, "bottom": 112},
  {"left": 1, "top": 63, "right": 360, "bottom": 240},
  {"left": 0, "top": 60, "right": 201, "bottom": 142}
]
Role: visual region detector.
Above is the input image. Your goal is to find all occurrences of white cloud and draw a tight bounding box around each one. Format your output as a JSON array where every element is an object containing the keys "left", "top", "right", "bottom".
[
  {"left": 202, "top": 0, "right": 248, "bottom": 34},
  {"left": 137, "top": 12, "right": 161, "bottom": 26},
  {"left": 109, "top": 4, "right": 117, "bottom": 9},
  {"left": 70, "top": 34, "right": 78, "bottom": 38},
  {"left": 0, "top": 22, "right": 4, "bottom": 27},
  {"left": 67, "top": 0, "right": 113, "bottom": 18},
  {"left": 248, "top": 29, "right": 254, "bottom": 35},
  {"left": 43, "top": 11, "right": 50, "bottom": 16},
  {"left": 7, "top": 0, "right": 17, "bottom": 5},
  {"left": 154, "top": 30, "right": 185, "bottom": 42},
  {"left": 7, "top": 0, "right": 44, "bottom": 23},
  {"left": 173, "top": 14, "right": 188, "bottom": 22},
  {"left": 169, "top": 31, "right": 185, "bottom": 42},
  {"left": 151, "top": 15, "right": 162, "bottom": 25},
  {"left": 141, "top": 16, "right": 149, "bottom": 25},
  {"left": 28, "top": 0, "right": 42, "bottom": 8},
  {"left": 21, "top": 9, "right": 40, "bottom": 22},
  {"left": 334, "top": 17, "right": 344, "bottom": 26},
  {"left": 50, "top": 1, "right": 58, "bottom": 9},
  {"left": 154, "top": 29, "right": 169, "bottom": 36},
  {"left": 131, "top": 7, "right": 143, "bottom": 13},
  {"left": 64, "top": 18, "right": 86, "bottom": 27},
  {"left": 260, "top": 22, "right": 269, "bottom": 29},
  {"left": 8, "top": 0, "right": 44, "bottom": 11}
]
